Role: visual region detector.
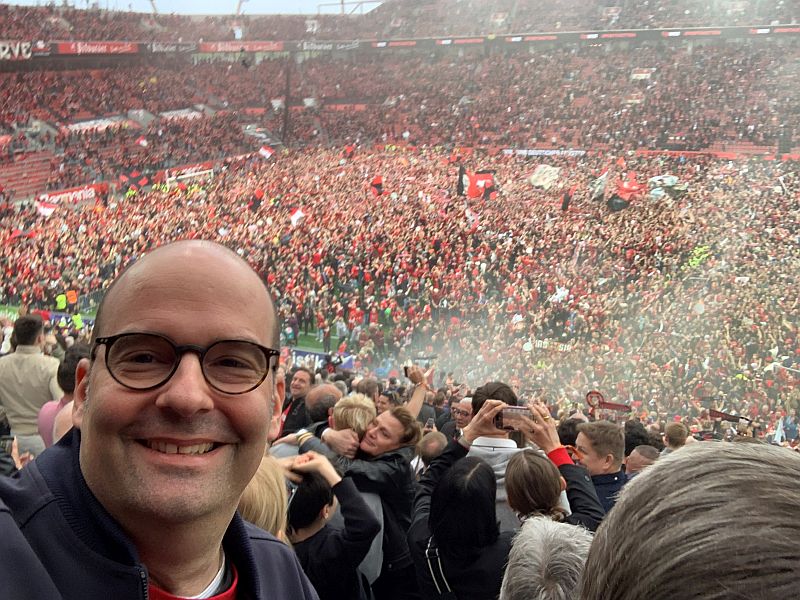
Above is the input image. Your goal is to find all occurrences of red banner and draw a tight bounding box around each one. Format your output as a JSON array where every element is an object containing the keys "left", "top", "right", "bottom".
[
  {"left": 325, "top": 103, "right": 368, "bottom": 112},
  {"left": 38, "top": 183, "right": 108, "bottom": 204},
  {"left": 601, "top": 32, "right": 637, "bottom": 38},
  {"left": 198, "top": 41, "right": 284, "bottom": 53},
  {"left": 56, "top": 41, "right": 139, "bottom": 55}
]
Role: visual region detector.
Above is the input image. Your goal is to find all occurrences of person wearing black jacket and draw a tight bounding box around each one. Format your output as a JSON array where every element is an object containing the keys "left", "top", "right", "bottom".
[
  {"left": 408, "top": 400, "right": 516, "bottom": 600},
  {"left": 299, "top": 406, "right": 422, "bottom": 600},
  {"left": 289, "top": 452, "right": 381, "bottom": 600},
  {"left": 294, "top": 367, "right": 431, "bottom": 600}
]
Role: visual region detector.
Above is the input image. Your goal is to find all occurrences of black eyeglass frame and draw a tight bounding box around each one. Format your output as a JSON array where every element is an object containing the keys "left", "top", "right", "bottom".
[{"left": 91, "top": 332, "right": 281, "bottom": 395}]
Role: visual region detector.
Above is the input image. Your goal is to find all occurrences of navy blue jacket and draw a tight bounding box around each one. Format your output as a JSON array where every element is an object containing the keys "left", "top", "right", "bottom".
[
  {"left": 0, "top": 429, "right": 318, "bottom": 600},
  {"left": 590, "top": 469, "right": 627, "bottom": 513}
]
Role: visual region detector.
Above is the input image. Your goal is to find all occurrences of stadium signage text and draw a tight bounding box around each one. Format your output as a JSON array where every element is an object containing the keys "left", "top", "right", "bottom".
[
  {"left": 0, "top": 41, "right": 32, "bottom": 60},
  {"left": 198, "top": 41, "right": 284, "bottom": 53},
  {"left": 301, "top": 41, "right": 335, "bottom": 51},
  {"left": 148, "top": 42, "right": 197, "bottom": 53},
  {"left": 12, "top": 24, "right": 800, "bottom": 62},
  {"left": 504, "top": 149, "right": 587, "bottom": 157},
  {"left": 39, "top": 183, "right": 108, "bottom": 204},
  {"left": 298, "top": 40, "right": 360, "bottom": 52},
  {"left": 297, "top": 42, "right": 361, "bottom": 52},
  {"left": 56, "top": 41, "right": 139, "bottom": 55}
]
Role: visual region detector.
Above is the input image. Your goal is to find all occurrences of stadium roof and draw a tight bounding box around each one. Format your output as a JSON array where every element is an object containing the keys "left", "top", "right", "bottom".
[{"left": 2, "top": 0, "right": 382, "bottom": 16}]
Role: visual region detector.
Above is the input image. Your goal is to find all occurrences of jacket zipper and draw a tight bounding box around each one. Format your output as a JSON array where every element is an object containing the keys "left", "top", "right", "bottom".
[{"left": 139, "top": 567, "right": 149, "bottom": 600}]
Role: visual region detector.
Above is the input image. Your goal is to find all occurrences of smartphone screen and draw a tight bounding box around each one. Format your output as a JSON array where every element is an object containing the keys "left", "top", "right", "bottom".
[{"left": 493, "top": 406, "right": 532, "bottom": 431}]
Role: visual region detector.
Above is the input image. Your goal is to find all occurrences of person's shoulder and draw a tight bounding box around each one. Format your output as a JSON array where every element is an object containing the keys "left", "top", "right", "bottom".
[
  {"left": 591, "top": 470, "right": 626, "bottom": 487},
  {"left": 242, "top": 522, "right": 318, "bottom": 597},
  {"left": 243, "top": 519, "right": 288, "bottom": 546}
]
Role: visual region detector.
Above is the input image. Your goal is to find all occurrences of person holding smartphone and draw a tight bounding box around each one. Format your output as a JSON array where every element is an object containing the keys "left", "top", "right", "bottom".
[{"left": 466, "top": 381, "right": 570, "bottom": 532}]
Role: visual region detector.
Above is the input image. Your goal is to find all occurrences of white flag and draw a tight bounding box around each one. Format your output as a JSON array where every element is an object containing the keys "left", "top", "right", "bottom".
[
  {"left": 529, "top": 164, "right": 561, "bottom": 190},
  {"left": 589, "top": 170, "right": 609, "bottom": 200},
  {"left": 290, "top": 208, "right": 306, "bottom": 227},
  {"left": 35, "top": 201, "right": 57, "bottom": 218}
]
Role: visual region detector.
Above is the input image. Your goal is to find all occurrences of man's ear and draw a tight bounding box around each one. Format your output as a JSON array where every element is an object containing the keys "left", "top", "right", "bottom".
[
  {"left": 604, "top": 453, "right": 616, "bottom": 471},
  {"left": 268, "top": 374, "right": 285, "bottom": 443},
  {"left": 559, "top": 476, "right": 567, "bottom": 492},
  {"left": 72, "top": 358, "right": 92, "bottom": 430}
]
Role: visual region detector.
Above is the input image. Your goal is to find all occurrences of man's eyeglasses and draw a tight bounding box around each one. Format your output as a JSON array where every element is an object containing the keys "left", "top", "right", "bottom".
[
  {"left": 451, "top": 408, "right": 471, "bottom": 417},
  {"left": 91, "top": 332, "right": 280, "bottom": 395}
]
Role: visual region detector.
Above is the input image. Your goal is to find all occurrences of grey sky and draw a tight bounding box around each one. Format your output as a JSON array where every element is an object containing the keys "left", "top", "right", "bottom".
[{"left": 3, "top": 0, "right": 382, "bottom": 15}]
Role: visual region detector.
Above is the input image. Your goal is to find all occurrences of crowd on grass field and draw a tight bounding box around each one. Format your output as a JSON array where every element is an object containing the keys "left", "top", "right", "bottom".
[{"left": 2, "top": 144, "right": 798, "bottom": 441}]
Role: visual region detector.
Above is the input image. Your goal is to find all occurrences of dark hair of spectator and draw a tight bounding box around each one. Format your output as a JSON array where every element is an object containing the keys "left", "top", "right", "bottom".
[
  {"left": 12, "top": 315, "right": 44, "bottom": 347},
  {"left": 380, "top": 389, "right": 402, "bottom": 407},
  {"left": 287, "top": 472, "right": 334, "bottom": 532},
  {"left": 558, "top": 418, "right": 583, "bottom": 447},
  {"left": 57, "top": 343, "right": 91, "bottom": 393},
  {"left": 647, "top": 430, "right": 665, "bottom": 451},
  {"left": 624, "top": 420, "right": 652, "bottom": 457},
  {"left": 472, "top": 381, "right": 518, "bottom": 415},
  {"left": 429, "top": 457, "right": 499, "bottom": 558}
]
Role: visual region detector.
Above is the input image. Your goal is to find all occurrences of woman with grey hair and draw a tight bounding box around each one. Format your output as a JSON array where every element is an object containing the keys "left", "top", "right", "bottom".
[{"left": 500, "top": 517, "right": 592, "bottom": 600}]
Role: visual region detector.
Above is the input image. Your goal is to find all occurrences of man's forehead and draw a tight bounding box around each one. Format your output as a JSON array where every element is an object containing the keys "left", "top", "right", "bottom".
[{"left": 97, "top": 242, "right": 276, "bottom": 344}]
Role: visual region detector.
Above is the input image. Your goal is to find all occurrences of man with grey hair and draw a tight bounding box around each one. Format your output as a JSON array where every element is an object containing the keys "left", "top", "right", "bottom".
[
  {"left": 580, "top": 443, "right": 800, "bottom": 600},
  {"left": 440, "top": 397, "right": 473, "bottom": 440},
  {"left": 500, "top": 517, "right": 592, "bottom": 600}
]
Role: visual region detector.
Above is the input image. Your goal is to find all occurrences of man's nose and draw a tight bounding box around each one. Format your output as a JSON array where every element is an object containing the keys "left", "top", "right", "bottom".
[{"left": 154, "top": 353, "right": 214, "bottom": 417}]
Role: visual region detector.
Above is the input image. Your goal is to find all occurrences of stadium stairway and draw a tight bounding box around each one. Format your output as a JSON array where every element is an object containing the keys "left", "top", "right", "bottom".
[{"left": 0, "top": 151, "right": 55, "bottom": 199}]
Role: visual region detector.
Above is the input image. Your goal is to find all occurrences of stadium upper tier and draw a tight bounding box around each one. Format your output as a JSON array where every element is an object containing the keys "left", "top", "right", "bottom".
[
  {"left": 0, "top": 0, "right": 796, "bottom": 42},
  {"left": 3, "top": 42, "right": 796, "bottom": 143}
]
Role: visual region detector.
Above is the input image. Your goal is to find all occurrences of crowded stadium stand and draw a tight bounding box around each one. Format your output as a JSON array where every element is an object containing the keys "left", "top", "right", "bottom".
[
  {"left": 0, "top": 5, "right": 797, "bottom": 434},
  {"left": 1, "top": 3, "right": 799, "bottom": 598}
]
